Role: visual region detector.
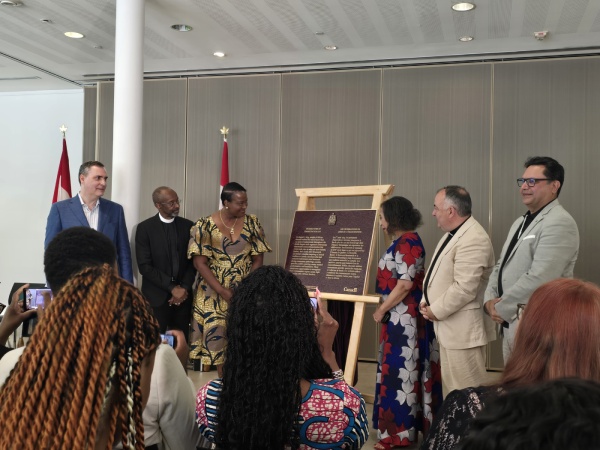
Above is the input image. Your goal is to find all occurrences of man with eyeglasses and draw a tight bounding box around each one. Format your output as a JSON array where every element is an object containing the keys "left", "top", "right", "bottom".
[
  {"left": 44, "top": 161, "right": 133, "bottom": 282},
  {"left": 484, "top": 156, "right": 579, "bottom": 362},
  {"left": 135, "top": 187, "right": 196, "bottom": 336}
]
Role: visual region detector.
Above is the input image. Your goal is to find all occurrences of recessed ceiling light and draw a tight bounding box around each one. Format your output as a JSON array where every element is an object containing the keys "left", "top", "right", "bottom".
[
  {"left": 93, "top": 45, "right": 103, "bottom": 49},
  {"left": 0, "top": 1, "right": 22, "bottom": 6},
  {"left": 324, "top": 45, "right": 337, "bottom": 50},
  {"left": 459, "top": 36, "right": 474, "bottom": 42},
  {"left": 452, "top": 2, "right": 475, "bottom": 12},
  {"left": 315, "top": 31, "right": 324, "bottom": 36},
  {"left": 40, "top": 19, "right": 53, "bottom": 24},
  {"left": 213, "top": 51, "right": 225, "bottom": 58},
  {"left": 171, "top": 24, "right": 192, "bottom": 32},
  {"left": 64, "top": 31, "right": 85, "bottom": 39}
]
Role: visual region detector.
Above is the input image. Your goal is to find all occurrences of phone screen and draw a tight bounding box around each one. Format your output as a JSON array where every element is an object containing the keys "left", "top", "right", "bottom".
[
  {"left": 25, "top": 288, "right": 52, "bottom": 310},
  {"left": 160, "top": 334, "right": 176, "bottom": 348},
  {"left": 309, "top": 297, "right": 318, "bottom": 310}
]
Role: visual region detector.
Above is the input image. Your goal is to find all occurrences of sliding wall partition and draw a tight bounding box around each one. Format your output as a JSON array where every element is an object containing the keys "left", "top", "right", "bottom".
[{"left": 86, "top": 56, "right": 600, "bottom": 365}]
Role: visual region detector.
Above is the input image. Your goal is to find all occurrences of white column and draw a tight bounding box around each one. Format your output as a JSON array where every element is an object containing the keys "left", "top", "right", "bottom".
[{"left": 111, "top": 0, "right": 144, "bottom": 244}]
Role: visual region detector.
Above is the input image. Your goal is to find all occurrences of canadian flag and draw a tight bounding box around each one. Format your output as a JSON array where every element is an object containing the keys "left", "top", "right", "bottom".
[
  {"left": 52, "top": 138, "right": 72, "bottom": 203},
  {"left": 219, "top": 137, "right": 229, "bottom": 209}
]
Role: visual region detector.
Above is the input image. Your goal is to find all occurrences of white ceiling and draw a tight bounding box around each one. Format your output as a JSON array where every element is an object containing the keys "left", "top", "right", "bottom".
[{"left": 1, "top": 0, "right": 600, "bottom": 92}]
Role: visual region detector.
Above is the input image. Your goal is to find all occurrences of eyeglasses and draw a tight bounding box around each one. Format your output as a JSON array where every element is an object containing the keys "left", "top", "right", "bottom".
[
  {"left": 516, "top": 178, "right": 551, "bottom": 187},
  {"left": 160, "top": 198, "right": 181, "bottom": 207}
]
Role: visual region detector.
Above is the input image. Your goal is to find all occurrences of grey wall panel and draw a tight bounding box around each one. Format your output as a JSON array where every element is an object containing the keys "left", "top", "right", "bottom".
[
  {"left": 87, "top": 56, "right": 600, "bottom": 365},
  {"left": 492, "top": 57, "right": 600, "bottom": 285},
  {"left": 186, "top": 75, "right": 281, "bottom": 264},
  {"left": 381, "top": 64, "right": 492, "bottom": 268},
  {"left": 280, "top": 70, "right": 382, "bottom": 265},
  {"left": 95, "top": 82, "right": 115, "bottom": 199},
  {"left": 138, "top": 79, "right": 188, "bottom": 221},
  {"left": 94, "top": 79, "right": 189, "bottom": 222},
  {"left": 280, "top": 70, "right": 381, "bottom": 362},
  {"left": 82, "top": 86, "right": 97, "bottom": 162}
]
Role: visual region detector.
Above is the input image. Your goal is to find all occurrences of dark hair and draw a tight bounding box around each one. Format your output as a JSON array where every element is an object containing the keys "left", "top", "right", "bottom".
[
  {"left": 525, "top": 156, "right": 564, "bottom": 196},
  {"left": 501, "top": 278, "right": 600, "bottom": 389},
  {"left": 44, "top": 227, "right": 117, "bottom": 293},
  {"left": 380, "top": 196, "right": 422, "bottom": 233},
  {"left": 220, "top": 182, "right": 246, "bottom": 203},
  {"left": 78, "top": 161, "right": 105, "bottom": 182},
  {"left": 458, "top": 378, "right": 600, "bottom": 450},
  {"left": 440, "top": 185, "right": 472, "bottom": 217},
  {"left": 216, "top": 265, "right": 332, "bottom": 450},
  {"left": 151, "top": 186, "right": 174, "bottom": 204}
]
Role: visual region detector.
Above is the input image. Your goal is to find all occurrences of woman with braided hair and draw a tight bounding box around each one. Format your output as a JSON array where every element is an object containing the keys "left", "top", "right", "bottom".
[
  {"left": 196, "top": 265, "right": 369, "bottom": 450},
  {"left": 0, "top": 264, "right": 161, "bottom": 450}
]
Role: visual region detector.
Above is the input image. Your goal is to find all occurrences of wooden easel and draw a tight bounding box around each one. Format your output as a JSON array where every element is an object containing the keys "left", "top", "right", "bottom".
[{"left": 295, "top": 184, "right": 394, "bottom": 397}]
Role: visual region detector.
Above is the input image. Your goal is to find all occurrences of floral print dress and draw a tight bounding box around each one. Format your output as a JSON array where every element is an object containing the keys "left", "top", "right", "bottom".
[{"left": 373, "top": 232, "right": 443, "bottom": 447}]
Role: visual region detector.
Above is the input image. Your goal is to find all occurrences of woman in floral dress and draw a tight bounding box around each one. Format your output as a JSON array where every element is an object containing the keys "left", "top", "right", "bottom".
[
  {"left": 188, "top": 182, "right": 271, "bottom": 375},
  {"left": 372, "top": 196, "right": 442, "bottom": 449}
]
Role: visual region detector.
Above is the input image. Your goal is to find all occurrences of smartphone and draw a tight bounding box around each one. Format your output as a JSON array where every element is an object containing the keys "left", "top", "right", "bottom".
[
  {"left": 160, "top": 334, "right": 177, "bottom": 348},
  {"left": 0, "top": 303, "right": 5, "bottom": 315},
  {"left": 25, "top": 288, "right": 52, "bottom": 310},
  {"left": 309, "top": 297, "right": 318, "bottom": 310}
]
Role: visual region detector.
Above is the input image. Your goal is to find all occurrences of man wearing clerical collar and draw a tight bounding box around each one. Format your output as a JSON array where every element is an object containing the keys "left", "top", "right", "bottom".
[{"left": 136, "top": 187, "right": 196, "bottom": 338}]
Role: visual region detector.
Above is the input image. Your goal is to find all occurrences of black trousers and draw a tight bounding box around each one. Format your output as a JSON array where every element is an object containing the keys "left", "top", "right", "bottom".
[{"left": 151, "top": 296, "right": 192, "bottom": 342}]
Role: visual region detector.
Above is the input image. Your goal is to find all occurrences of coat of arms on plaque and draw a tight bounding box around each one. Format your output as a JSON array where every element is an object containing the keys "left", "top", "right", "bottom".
[{"left": 328, "top": 212, "right": 337, "bottom": 226}]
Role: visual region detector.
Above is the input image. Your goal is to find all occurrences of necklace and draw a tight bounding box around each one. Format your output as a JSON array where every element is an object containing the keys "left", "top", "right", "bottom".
[{"left": 219, "top": 209, "right": 238, "bottom": 235}]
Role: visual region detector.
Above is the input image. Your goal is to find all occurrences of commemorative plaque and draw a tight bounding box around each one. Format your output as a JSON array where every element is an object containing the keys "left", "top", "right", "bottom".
[{"left": 285, "top": 210, "right": 377, "bottom": 295}]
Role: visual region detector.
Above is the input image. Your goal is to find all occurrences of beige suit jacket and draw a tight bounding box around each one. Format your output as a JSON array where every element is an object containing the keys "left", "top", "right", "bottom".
[{"left": 423, "top": 216, "right": 495, "bottom": 350}]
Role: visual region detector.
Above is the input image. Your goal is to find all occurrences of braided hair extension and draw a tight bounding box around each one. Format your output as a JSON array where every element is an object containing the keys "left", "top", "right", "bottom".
[
  {"left": 215, "top": 265, "right": 332, "bottom": 450},
  {"left": 0, "top": 265, "right": 160, "bottom": 450}
]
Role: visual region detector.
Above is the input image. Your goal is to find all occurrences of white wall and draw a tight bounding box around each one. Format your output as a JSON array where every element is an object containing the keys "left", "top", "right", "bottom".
[{"left": 0, "top": 89, "right": 84, "bottom": 304}]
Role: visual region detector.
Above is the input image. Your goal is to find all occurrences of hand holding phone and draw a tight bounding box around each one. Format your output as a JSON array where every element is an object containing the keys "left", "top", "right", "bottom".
[{"left": 160, "top": 333, "right": 177, "bottom": 348}]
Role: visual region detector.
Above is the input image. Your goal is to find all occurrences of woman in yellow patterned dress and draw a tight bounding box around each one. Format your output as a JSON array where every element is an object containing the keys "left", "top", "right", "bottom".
[{"left": 188, "top": 182, "right": 271, "bottom": 375}]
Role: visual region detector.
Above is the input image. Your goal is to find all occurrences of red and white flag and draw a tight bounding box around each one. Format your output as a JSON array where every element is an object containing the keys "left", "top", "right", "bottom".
[
  {"left": 52, "top": 138, "right": 72, "bottom": 203},
  {"left": 219, "top": 137, "right": 229, "bottom": 209}
]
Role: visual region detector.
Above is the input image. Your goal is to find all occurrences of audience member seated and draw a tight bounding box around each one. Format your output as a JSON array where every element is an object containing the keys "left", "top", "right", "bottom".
[
  {"left": 196, "top": 265, "right": 369, "bottom": 449},
  {"left": 421, "top": 278, "right": 600, "bottom": 450},
  {"left": 0, "top": 265, "right": 160, "bottom": 449},
  {"left": 0, "top": 226, "right": 117, "bottom": 370},
  {"left": 0, "top": 227, "right": 201, "bottom": 450},
  {"left": 457, "top": 378, "right": 600, "bottom": 450},
  {"left": 141, "top": 329, "right": 201, "bottom": 450}
]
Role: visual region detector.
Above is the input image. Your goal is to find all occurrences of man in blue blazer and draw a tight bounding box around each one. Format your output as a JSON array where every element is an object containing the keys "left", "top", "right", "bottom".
[
  {"left": 44, "top": 161, "right": 133, "bottom": 283},
  {"left": 484, "top": 156, "right": 579, "bottom": 362}
]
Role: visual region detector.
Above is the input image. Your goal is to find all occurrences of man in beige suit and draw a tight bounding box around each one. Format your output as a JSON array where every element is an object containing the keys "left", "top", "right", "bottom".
[{"left": 419, "top": 186, "right": 495, "bottom": 396}]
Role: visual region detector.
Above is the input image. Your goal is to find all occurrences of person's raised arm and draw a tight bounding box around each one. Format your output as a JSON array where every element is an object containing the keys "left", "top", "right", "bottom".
[
  {"left": 316, "top": 293, "right": 340, "bottom": 373},
  {"left": 0, "top": 285, "right": 37, "bottom": 346},
  {"left": 165, "top": 329, "right": 189, "bottom": 369}
]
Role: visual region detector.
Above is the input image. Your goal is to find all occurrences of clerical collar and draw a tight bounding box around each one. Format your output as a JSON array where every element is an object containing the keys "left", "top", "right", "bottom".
[{"left": 158, "top": 213, "right": 175, "bottom": 224}]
